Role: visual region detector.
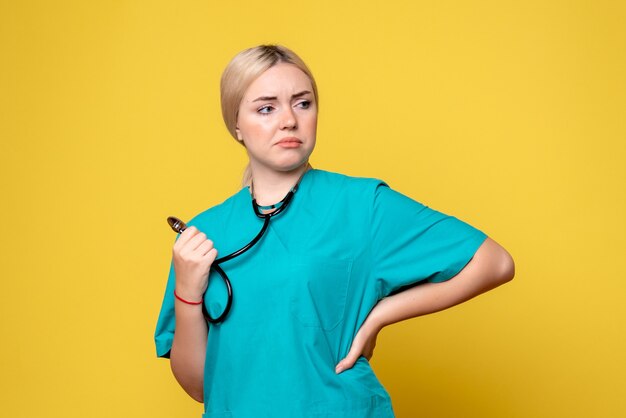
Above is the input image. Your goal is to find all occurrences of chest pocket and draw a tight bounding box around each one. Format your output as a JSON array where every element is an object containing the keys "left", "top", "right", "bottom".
[{"left": 288, "top": 256, "right": 353, "bottom": 331}]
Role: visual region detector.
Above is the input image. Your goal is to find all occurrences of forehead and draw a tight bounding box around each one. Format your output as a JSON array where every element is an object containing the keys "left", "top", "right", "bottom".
[{"left": 243, "top": 63, "right": 313, "bottom": 99}]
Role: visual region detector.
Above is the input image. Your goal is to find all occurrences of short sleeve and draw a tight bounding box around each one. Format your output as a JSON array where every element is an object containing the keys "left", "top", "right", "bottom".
[
  {"left": 369, "top": 182, "right": 488, "bottom": 298},
  {"left": 154, "top": 258, "right": 176, "bottom": 358},
  {"left": 153, "top": 207, "right": 224, "bottom": 358}
]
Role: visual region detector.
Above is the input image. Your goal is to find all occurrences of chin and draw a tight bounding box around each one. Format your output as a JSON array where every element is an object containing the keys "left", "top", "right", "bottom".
[
  {"left": 274, "top": 160, "right": 310, "bottom": 173},
  {"left": 275, "top": 153, "right": 312, "bottom": 170}
]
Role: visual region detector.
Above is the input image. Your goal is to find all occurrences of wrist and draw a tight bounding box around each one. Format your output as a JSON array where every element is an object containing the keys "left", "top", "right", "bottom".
[
  {"left": 367, "top": 297, "right": 395, "bottom": 330},
  {"left": 363, "top": 308, "right": 385, "bottom": 334},
  {"left": 174, "top": 288, "right": 204, "bottom": 305}
]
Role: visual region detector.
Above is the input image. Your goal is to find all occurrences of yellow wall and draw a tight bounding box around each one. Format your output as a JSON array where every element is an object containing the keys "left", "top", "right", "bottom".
[{"left": 1, "top": 1, "right": 625, "bottom": 417}]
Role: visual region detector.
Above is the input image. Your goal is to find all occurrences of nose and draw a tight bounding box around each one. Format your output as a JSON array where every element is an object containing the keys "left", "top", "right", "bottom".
[{"left": 279, "top": 107, "right": 297, "bottom": 130}]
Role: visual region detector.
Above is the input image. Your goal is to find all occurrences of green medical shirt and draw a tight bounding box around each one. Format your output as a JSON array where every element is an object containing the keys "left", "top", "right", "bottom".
[{"left": 155, "top": 169, "right": 487, "bottom": 418}]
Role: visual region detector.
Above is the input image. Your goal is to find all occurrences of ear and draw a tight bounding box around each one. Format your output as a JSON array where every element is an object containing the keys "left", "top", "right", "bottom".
[{"left": 236, "top": 126, "right": 243, "bottom": 142}]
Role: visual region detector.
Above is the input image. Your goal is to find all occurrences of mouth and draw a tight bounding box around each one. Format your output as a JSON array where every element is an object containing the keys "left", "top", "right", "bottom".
[
  {"left": 275, "top": 137, "right": 303, "bottom": 148},
  {"left": 276, "top": 137, "right": 302, "bottom": 145}
]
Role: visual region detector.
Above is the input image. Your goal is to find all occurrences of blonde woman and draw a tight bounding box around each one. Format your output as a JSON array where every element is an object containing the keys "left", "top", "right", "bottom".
[{"left": 155, "top": 44, "right": 514, "bottom": 418}]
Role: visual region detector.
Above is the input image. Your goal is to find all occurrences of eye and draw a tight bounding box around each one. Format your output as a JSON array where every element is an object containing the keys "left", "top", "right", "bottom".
[
  {"left": 296, "top": 100, "right": 311, "bottom": 109},
  {"left": 257, "top": 105, "right": 274, "bottom": 114}
]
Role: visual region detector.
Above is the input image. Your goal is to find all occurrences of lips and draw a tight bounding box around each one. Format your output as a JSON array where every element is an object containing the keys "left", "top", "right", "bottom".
[
  {"left": 276, "top": 137, "right": 302, "bottom": 145},
  {"left": 275, "top": 137, "right": 303, "bottom": 149}
]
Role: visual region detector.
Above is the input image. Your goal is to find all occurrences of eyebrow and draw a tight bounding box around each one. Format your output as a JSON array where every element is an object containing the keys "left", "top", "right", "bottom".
[{"left": 252, "top": 90, "right": 312, "bottom": 102}]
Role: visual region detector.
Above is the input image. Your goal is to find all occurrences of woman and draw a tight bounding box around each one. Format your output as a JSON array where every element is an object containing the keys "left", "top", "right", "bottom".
[{"left": 155, "top": 44, "right": 514, "bottom": 418}]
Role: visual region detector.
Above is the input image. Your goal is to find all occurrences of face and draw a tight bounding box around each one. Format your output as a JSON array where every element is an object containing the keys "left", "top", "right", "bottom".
[{"left": 236, "top": 63, "right": 318, "bottom": 175}]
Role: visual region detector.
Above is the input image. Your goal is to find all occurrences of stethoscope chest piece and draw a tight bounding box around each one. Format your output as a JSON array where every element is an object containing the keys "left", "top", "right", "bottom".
[{"left": 167, "top": 216, "right": 187, "bottom": 233}]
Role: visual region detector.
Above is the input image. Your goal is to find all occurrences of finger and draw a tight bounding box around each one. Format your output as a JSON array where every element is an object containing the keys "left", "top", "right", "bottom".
[
  {"left": 174, "top": 226, "right": 199, "bottom": 248},
  {"left": 196, "top": 240, "right": 216, "bottom": 257},
  {"left": 335, "top": 346, "right": 361, "bottom": 374},
  {"left": 183, "top": 232, "right": 209, "bottom": 253},
  {"left": 203, "top": 247, "right": 218, "bottom": 264},
  {"left": 189, "top": 234, "right": 212, "bottom": 252}
]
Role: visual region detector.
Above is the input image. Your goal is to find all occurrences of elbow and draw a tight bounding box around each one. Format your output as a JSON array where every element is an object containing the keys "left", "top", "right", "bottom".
[
  {"left": 479, "top": 237, "right": 515, "bottom": 287},
  {"left": 190, "top": 391, "right": 204, "bottom": 404},
  {"left": 174, "top": 373, "right": 204, "bottom": 403},
  {"left": 495, "top": 247, "right": 515, "bottom": 286},
  {"left": 170, "top": 359, "right": 204, "bottom": 403}
]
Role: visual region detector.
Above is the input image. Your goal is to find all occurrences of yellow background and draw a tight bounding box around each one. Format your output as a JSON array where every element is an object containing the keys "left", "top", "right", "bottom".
[{"left": 1, "top": 1, "right": 625, "bottom": 417}]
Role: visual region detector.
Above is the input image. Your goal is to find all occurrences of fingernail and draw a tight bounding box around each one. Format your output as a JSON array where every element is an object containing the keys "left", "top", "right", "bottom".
[{"left": 335, "top": 364, "right": 343, "bottom": 374}]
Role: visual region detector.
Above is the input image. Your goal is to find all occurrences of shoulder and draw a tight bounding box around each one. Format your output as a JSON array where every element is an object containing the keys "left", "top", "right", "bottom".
[
  {"left": 186, "top": 187, "right": 247, "bottom": 232},
  {"left": 309, "top": 169, "right": 388, "bottom": 195},
  {"left": 311, "top": 170, "right": 431, "bottom": 218}
]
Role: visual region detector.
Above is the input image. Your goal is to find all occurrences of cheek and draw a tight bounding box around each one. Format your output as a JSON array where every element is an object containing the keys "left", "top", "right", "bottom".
[
  {"left": 240, "top": 118, "right": 274, "bottom": 141},
  {"left": 303, "top": 114, "right": 318, "bottom": 134}
]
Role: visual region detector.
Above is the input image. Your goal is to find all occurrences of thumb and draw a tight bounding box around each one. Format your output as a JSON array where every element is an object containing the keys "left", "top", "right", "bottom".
[{"left": 335, "top": 345, "right": 362, "bottom": 374}]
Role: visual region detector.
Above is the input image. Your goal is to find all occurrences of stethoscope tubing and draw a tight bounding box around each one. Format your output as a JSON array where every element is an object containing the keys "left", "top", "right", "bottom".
[
  {"left": 204, "top": 191, "right": 294, "bottom": 323},
  {"left": 205, "top": 214, "right": 270, "bottom": 323},
  {"left": 168, "top": 187, "right": 297, "bottom": 324}
]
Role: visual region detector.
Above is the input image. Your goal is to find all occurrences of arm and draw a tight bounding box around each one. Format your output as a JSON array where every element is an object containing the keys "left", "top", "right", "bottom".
[
  {"left": 170, "top": 300, "right": 208, "bottom": 402},
  {"left": 169, "top": 226, "right": 218, "bottom": 402},
  {"left": 335, "top": 237, "right": 515, "bottom": 373}
]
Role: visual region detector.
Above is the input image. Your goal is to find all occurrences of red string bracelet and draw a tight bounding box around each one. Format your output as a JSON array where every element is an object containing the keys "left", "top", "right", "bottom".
[{"left": 174, "top": 290, "right": 203, "bottom": 305}]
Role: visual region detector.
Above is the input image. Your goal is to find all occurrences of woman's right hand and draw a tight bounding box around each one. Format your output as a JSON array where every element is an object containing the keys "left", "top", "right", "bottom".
[{"left": 172, "top": 226, "right": 218, "bottom": 302}]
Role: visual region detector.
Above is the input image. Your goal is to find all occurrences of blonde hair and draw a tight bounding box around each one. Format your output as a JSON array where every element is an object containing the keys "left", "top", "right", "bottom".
[{"left": 220, "top": 44, "right": 319, "bottom": 186}]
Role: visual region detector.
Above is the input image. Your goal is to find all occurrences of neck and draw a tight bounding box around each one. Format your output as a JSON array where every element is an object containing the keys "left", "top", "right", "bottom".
[{"left": 249, "top": 163, "right": 311, "bottom": 206}]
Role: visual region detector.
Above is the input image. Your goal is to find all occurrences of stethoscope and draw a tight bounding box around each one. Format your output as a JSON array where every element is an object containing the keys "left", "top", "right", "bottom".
[{"left": 166, "top": 171, "right": 306, "bottom": 324}]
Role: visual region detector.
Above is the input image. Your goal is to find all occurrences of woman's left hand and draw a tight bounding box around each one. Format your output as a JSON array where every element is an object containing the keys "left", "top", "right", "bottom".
[{"left": 335, "top": 318, "right": 383, "bottom": 374}]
